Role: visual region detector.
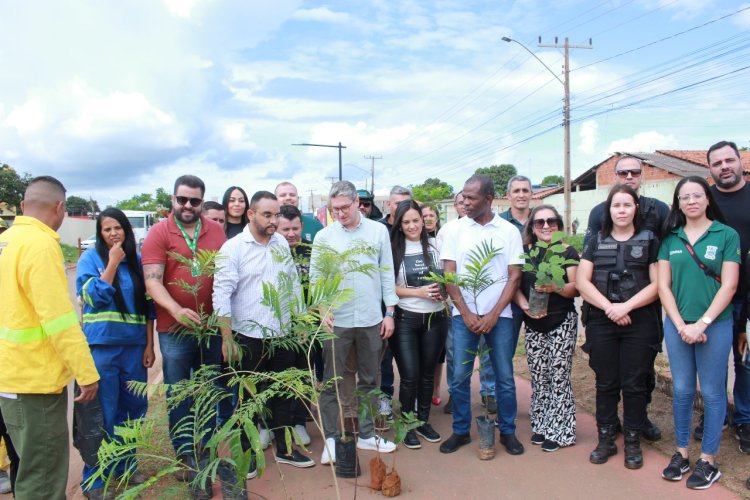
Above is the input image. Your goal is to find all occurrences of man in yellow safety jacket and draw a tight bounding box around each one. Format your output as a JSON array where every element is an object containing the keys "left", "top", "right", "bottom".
[{"left": 0, "top": 175, "right": 99, "bottom": 500}]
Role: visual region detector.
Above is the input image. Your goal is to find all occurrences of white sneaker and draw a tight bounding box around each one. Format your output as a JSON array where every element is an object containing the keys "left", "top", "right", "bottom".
[
  {"left": 294, "top": 424, "right": 311, "bottom": 446},
  {"left": 321, "top": 437, "right": 336, "bottom": 465},
  {"left": 260, "top": 427, "right": 273, "bottom": 450},
  {"left": 357, "top": 435, "right": 397, "bottom": 453}
]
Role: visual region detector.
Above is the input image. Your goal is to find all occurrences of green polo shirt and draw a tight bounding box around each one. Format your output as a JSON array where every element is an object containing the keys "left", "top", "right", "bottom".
[{"left": 657, "top": 220, "right": 741, "bottom": 322}]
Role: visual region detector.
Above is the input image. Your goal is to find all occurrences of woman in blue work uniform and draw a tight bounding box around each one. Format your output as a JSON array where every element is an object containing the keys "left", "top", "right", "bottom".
[{"left": 76, "top": 208, "right": 155, "bottom": 499}]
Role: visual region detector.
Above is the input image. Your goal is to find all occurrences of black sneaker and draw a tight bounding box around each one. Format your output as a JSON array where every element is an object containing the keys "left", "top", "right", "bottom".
[
  {"left": 661, "top": 451, "right": 689, "bottom": 481},
  {"left": 530, "top": 433, "right": 545, "bottom": 445},
  {"left": 736, "top": 423, "right": 750, "bottom": 454},
  {"left": 275, "top": 449, "right": 315, "bottom": 468},
  {"left": 403, "top": 430, "right": 421, "bottom": 449},
  {"left": 686, "top": 459, "right": 721, "bottom": 490},
  {"left": 541, "top": 439, "right": 560, "bottom": 452},
  {"left": 416, "top": 423, "right": 441, "bottom": 443},
  {"left": 443, "top": 396, "right": 453, "bottom": 414},
  {"left": 481, "top": 395, "right": 498, "bottom": 414},
  {"left": 439, "top": 433, "right": 471, "bottom": 453}
]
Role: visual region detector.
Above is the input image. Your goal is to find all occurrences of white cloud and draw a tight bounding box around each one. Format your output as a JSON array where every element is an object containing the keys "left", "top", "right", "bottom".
[
  {"left": 292, "top": 7, "right": 352, "bottom": 24},
  {"left": 606, "top": 131, "right": 679, "bottom": 155},
  {"left": 733, "top": 4, "right": 750, "bottom": 28},
  {"left": 5, "top": 100, "right": 45, "bottom": 135},
  {"left": 578, "top": 120, "right": 599, "bottom": 154},
  {"left": 163, "top": 0, "right": 200, "bottom": 18}
]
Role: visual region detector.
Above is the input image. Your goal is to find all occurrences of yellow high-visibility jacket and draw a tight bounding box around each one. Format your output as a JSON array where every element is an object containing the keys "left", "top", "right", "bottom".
[{"left": 0, "top": 216, "right": 99, "bottom": 393}]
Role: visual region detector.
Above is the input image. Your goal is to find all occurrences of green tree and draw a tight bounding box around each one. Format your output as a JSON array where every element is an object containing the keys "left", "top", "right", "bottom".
[
  {"left": 115, "top": 193, "right": 157, "bottom": 211},
  {"left": 541, "top": 175, "right": 563, "bottom": 186},
  {"left": 66, "top": 195, "right": 99, "bottom": 216},
  {"left": 474, "top": 164, "right": 517, "bottom": 197},
  {"left": 0, "top": 164, "right": 32, "bottom": 212},
  {"left": 411, "top": 177, "right": 455, "bottom": 202},
  {"left": 155, "top": 187, "right": 172, "bottom": 212}
]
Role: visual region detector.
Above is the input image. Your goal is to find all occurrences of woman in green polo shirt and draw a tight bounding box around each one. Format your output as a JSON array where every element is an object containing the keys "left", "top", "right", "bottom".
[{"left": 657, "top": 175, "right": 740, "bottom": 490}]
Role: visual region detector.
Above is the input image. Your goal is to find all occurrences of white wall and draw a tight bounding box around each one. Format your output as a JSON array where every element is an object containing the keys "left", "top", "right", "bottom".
[{"left": 58, "top": 217, "right": 96, "bottom": 247}]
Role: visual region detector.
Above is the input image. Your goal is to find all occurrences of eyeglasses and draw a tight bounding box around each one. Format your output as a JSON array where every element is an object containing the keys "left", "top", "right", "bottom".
[
  {"left": 359, "top": 201, "right": 372, "bottom": 208},
  {"left": 175, "top": 196, "right": 203, "bottom": 207},
  {"left": 330, "top": 201, "right": 355, "bottom": 214},
  {"left": 677, "top": 192, "right": 706, "bottom": 203},
  {"left": 615, "top": 169, "right": 642, "bottom": 178},
  {"left": 533, "top": 218, "right": 560, "bottom": 229}
]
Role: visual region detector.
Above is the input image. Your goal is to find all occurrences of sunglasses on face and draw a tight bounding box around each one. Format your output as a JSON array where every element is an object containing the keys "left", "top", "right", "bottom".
[
  {"left": 359, "top": 201, "right": 372, "bottom": 207},
  {"left": 615, "top": 169, "right": 642, "bottom": 178},
  {"left": 175, "top": 196, "right": 203, "bottom": 207},
  {"left": 533, "top": 217, "right": 560, "bottom": 229}
]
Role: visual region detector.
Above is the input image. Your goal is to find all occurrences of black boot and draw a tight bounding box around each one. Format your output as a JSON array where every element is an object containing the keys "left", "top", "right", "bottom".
[
  {"left": 623, "top": 429, "right": 643, "bottom": 469},
  {"left": 590, "top": 425, "right": 618, "bottom": 464}
]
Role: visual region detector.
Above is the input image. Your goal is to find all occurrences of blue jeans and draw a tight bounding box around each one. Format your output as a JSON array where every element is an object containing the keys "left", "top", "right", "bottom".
[
  {"left": 664, "top": 317, "right": 732, "bottom": 455},
  {"left": 82, "top": 345, "right": 148, "bottom": 491},
  {"left": 159, "top": 332, "right": 222, "bottom": 456},
  {"left": 450, "top": 315, "right": 517, "bottom": 435},
  {"left": 732, "top": 297, "right": 750, "bottom": 425},
  {"left": 446, "top": 328, "right": 496, "bottom": 396}
]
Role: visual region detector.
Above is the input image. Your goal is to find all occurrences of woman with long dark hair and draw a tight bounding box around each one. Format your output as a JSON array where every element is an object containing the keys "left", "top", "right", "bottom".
[
  {"left": 658, "top": 176, "right": 739, "bottom": 489},
  {"left": 515, "top": 204, "right": 579, "bottom": 452},
  {"left": 576, "top": 184, "right": 660, "bottom": 470},
  {"left": 76, "top": 208, "right": 155, "bottom": 497},
  {"left": 222, "top": 186, "right": 249, "bottom": 239},
  {"left": 390, "top": 199, "right": 448, "bottom": 449}
]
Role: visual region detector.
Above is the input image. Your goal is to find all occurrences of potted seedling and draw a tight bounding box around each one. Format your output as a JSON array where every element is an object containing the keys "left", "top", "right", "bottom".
[
  {"left": 520, "top": 231, "right": 578, "bottom": 317},
  {"left": 427, "top": 240, "right": 504, "bottom": 460}
]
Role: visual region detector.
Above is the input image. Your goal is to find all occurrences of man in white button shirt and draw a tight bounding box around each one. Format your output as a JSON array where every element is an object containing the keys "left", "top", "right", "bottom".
[{"left": 213, "top": 190, "right": 315, "bottom": 471}]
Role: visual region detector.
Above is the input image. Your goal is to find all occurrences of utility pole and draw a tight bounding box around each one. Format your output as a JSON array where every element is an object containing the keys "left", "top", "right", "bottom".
[
  {"left": 308, "top": 189, "right": 315, "bottom": 212},
  {"left": 537, "top": 36, "right": 592, "bottom": 233},
  {"left": 292, "top": 142, "right": 347, "bottom": 181},
  {"left": 328, "top": 176, "right": 337, "bottom": 185},
  {"left": 363, "top": 155, "right": 382, "bottom": 194}
]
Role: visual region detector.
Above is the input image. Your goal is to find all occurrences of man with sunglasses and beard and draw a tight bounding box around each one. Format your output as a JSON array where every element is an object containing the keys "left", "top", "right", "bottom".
[
  {"left": 583, "top": 155, "right": 669, "bottom": 443},
  {"left": 141, "top": 175, "right": 227, "bottom": 498},
  {"left": 357, "top": 189, "right": 383, "bottom": 220}
]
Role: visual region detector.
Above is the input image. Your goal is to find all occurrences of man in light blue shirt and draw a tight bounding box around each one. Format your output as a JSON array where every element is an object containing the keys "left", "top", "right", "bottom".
[{"left": 310, "top": 181, "right": 399, "bottom": 463}]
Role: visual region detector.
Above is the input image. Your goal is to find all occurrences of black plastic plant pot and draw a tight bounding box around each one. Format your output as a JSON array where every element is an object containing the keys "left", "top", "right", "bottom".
[
  {"left": 475, "top": 415, "right": 496, "bottom": 460},
  {"left": 335, "top": 433, "right": 361, "bottom": 478}
]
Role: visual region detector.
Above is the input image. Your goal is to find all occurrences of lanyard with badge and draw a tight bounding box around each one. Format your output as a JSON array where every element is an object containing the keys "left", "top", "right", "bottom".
[{"left": 175, "top": 218, "right": 202, "bottom": 277}]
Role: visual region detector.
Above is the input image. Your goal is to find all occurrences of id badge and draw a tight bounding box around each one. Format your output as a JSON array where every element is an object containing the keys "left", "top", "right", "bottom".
[{"left": 191, "top": 258, "right": 201, "bottom": 277}]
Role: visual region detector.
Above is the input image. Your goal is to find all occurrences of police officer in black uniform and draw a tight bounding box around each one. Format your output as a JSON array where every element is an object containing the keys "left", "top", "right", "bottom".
[
  {"left": 583, "top": 155, "right": 669, "bottom": 442},
  {"left": 578, "top": 184, "right": 661, "bottom": 470}
]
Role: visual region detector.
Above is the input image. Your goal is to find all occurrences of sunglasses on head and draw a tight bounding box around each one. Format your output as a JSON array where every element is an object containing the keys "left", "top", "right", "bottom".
[
  {"left": 616, "top": 169, "right": 642, "bottom": 178},
  {"left": 533, "top": 217, "right": 560, "bottom": 229},
  {"left": 175, "top": 196, "right": 203, "bottom": 207}
]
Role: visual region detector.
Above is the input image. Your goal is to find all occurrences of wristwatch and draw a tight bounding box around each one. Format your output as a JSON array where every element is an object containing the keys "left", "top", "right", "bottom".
[
  {"left": 385, "top": 310, "right": 395, "bottom": 318},
  {"left": 700, "top": 315, "right": 713, "bottom": 326}
]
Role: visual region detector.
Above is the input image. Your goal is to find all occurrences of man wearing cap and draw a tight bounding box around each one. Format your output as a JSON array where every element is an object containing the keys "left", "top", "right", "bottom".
[{"left": 357, "top": 189, "right": 383, "bottom": 220}]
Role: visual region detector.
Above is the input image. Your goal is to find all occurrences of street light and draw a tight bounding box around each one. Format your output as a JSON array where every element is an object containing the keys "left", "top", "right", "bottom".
[
  {"left": 502, "top": 36, "right": 571, "bottom": 233},
  {"left": 292, "top": 142, "right": 347, "bottom": 181}
]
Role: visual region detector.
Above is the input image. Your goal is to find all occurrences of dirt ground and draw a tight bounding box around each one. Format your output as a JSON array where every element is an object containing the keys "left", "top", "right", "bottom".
[{"left": 512, "top": 334, "right": 750, "bottom": 499}]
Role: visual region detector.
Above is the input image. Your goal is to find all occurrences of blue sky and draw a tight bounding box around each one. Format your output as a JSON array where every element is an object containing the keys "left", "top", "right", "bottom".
[{"left": 1, "top": 0, "right": 748, "bottom": 208}]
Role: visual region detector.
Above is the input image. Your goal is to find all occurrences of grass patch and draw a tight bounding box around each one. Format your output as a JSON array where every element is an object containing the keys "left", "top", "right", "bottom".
[{"left": 60, "top": 243, "right": 80, "bottom": 264}]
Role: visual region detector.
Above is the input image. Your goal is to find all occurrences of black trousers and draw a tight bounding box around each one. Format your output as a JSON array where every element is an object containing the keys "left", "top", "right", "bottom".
[
  {"left": 237, "top": 336, "right": 296, "bottom": 454},
  {"left": 587, "top": 309, "right": 659, "bottom": 430},
  {"left": 390, "top": 308, "right": 448, "bottom": 423},
  {"left": 0, "top": 408, "right": 19, "bottom": 494}
]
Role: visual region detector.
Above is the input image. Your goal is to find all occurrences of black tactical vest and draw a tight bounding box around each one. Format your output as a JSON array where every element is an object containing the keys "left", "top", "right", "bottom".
[{"left": 592, "top": 230, "right": 653, "bottom": 303}]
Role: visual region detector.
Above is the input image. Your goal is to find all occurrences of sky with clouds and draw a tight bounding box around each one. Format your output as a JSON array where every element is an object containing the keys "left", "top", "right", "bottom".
[{"left": 1, "top": 0, "right": 749, "bottom": 208}]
